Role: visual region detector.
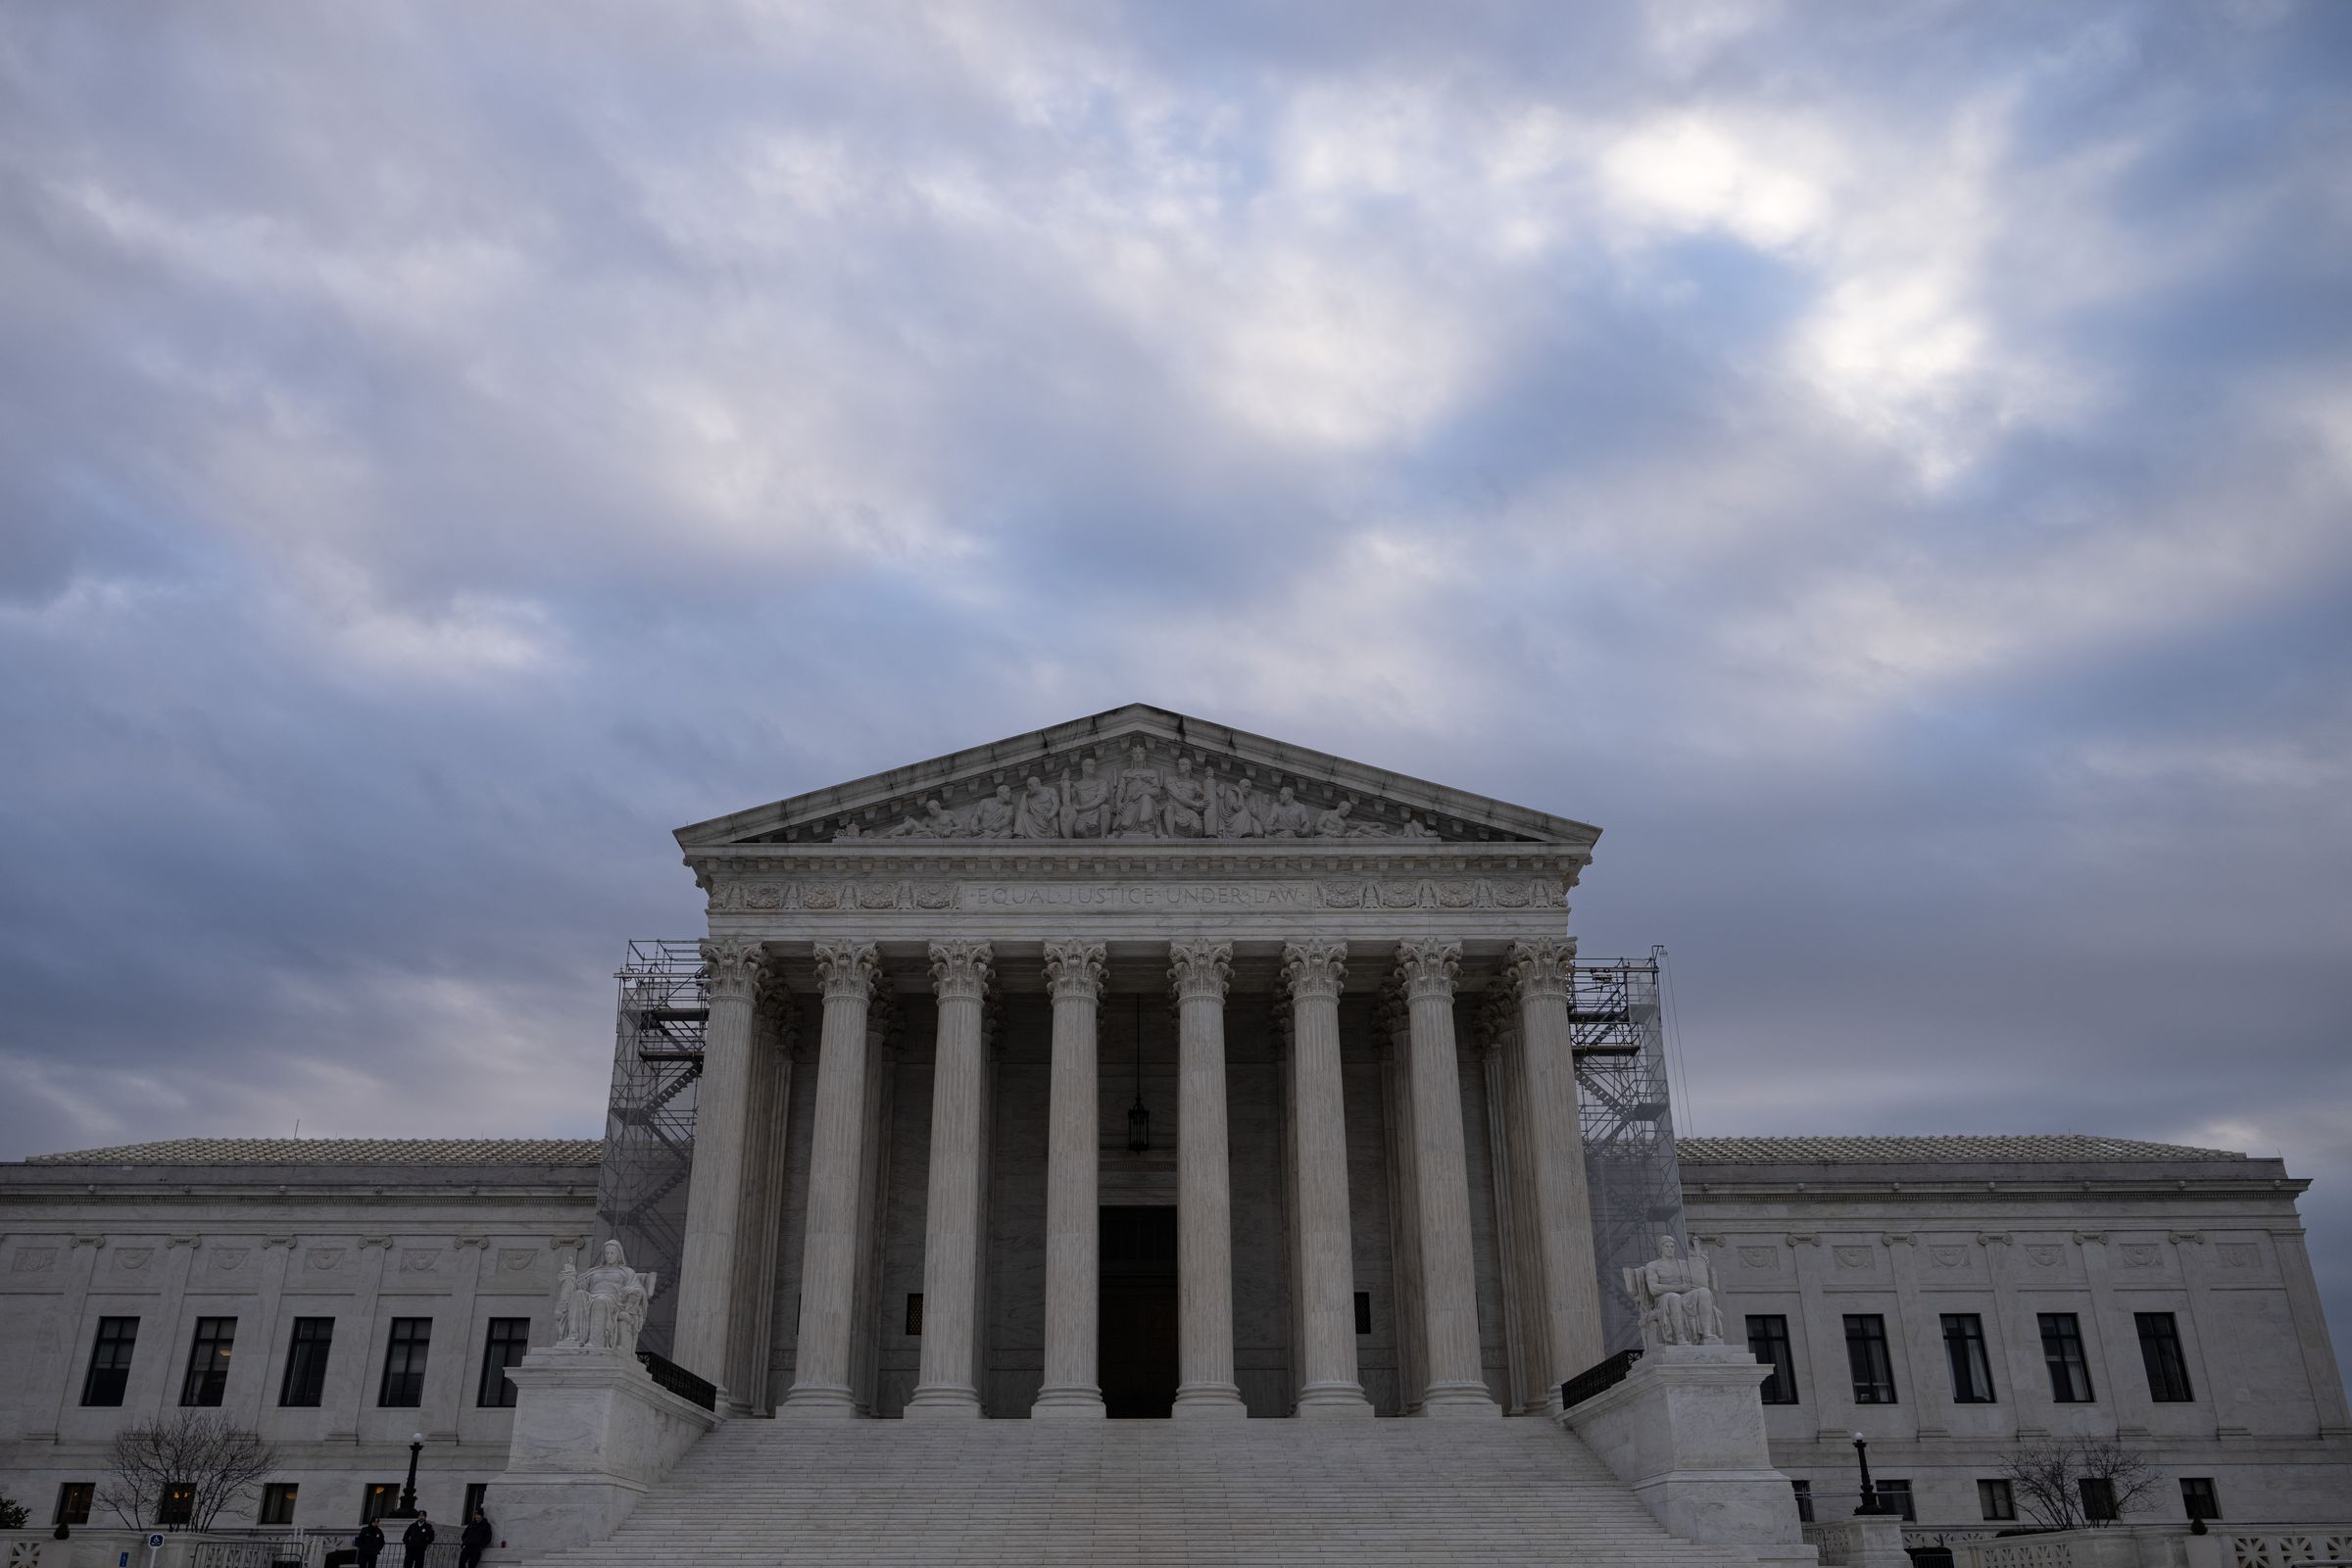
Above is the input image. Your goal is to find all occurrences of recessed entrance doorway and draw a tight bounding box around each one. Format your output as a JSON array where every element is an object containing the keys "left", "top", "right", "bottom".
[{"left": 1100, "top": 1204, "right": 1179, "bottom": 1417}]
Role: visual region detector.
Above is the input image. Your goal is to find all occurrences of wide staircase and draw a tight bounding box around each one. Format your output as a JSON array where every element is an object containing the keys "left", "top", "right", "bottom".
[{"left": 552, "top": 1414, "right": 1797, "bottom": 1566}]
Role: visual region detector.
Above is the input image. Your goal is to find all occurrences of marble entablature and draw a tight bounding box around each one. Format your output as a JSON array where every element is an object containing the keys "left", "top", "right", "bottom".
[{"left": 680, "top": 708, "right": 1597, "bottom": 948}]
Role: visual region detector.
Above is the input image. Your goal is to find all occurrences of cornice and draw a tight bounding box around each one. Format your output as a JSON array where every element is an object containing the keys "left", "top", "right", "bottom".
[{"left": 688, "top": 841, "right": 1589, "bottom": 880}]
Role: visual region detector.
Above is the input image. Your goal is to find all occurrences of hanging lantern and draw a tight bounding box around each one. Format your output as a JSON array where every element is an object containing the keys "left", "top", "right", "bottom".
[{"left": 1127, "top": 993, "right": 1151, "bottom": 1152}]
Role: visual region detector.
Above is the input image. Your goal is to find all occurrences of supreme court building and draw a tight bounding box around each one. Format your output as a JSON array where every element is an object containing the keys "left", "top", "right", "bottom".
[{"left": 4, "top": 705, "right": 2348, "bottom": 1564}]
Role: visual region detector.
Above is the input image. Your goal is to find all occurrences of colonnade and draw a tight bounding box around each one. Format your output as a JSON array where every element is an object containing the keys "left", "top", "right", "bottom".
[{"left": 670, "top": 935, "right": 1600, "bottom": 1420}]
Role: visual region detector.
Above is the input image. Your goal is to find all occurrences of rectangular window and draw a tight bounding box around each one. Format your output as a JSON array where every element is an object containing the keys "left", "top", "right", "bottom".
[
  {"left": 280, "top": 1318, "right": 333, "bottom": 1407},
  {"left": 905, "top": 1294, "right": 923, "bottom": 1336},
  {"left": 259, "top": 1484, "right": 298, "bottom": 1526},
  {"left": 1843, "top": 1314, "right": 1897, "bottom": 1404},
  {"left": 2039, "top": 1312, "right": 2094, "bottom": 1402},
  {"left": 2080, "top": 1476, "right": 2118, "bottom": 1523},
  {"left": 1789, "top": 1479, "right": 1814, "bottom": 1525},
  {"left": 180, "top": 1317, "right": 236, "bottom": 1407},
  {"left": 1941, "top": 1313, "right": 1995, "bottom": 1402},
  {"left": 378, "top": 1318, "right": 431, "bottom": 1408},
  {"left": 2180, "top": 1477, "right": 2220, "bottom": 1522},
  {"left": 2136, "top": 1312, "right": 2194, "bottom": 1402},
  {"left": 464, "top": 1483, "right": 488, "bottom": 1522},
  {"left": 1875, "top": 1480, "right": 1916, "bottom": 1523},
  {"left": 362, "top": 1484, "right": 401, "bottom": 1524},
  {"left": 1354, "top": 1292, "right": 1372, "bottom": 1335},
  {"left": 477, "top": 1318, "right": 530, "bottom": 1407},
  {"left": 1979, "top": 1479, "right": 2015, "bottom": 1521},
  {"left": 82, "top": 1317, "right": 139, "bottom": 1407},
  {"left": 159, "top": 1485, "right": 195, "bottom": 1527},
  {"left": 1747, "top": 1315, "right": 1798, "bottom": 1404},
  {"left": 54, "top": 1483, "right": 94, "bottom": 1527}
]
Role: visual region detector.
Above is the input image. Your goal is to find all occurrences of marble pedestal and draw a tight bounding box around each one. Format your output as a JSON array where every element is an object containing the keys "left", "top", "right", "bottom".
[
  {"left": 1803, "top": 1513, "right": 1907, "bottom": 1568},
  {"left": 483, "top": 1346, "right": 720, "bottom": 1555},
  {"left": 1560, "top": 1344, "right": 1812, "bottom": 1559}
]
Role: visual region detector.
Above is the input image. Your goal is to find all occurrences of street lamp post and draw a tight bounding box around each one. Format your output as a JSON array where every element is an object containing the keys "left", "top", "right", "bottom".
[
  {"left": 387, "top": 1434, "right": 424, "bottom": 1520},
  {"left": 1850, "top": 1431, "right": 1889, "bottom": 1515}
]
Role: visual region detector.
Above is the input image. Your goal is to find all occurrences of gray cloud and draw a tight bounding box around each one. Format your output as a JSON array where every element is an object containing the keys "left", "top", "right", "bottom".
[{"left": 2, "top": 0, "right": 2348, "bottom": 1387}]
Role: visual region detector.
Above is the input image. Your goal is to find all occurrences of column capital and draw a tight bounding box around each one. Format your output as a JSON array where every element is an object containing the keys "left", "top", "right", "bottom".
[
  {"left": 1280, "top": 938, "right": 1348, "bottom": 1003},
  {"left": 1042, "top": 939, "right": 1106, "bottom": 1003},
  {"left": 1506, "top": 937, "right": 1576, "bottom": 1001},
  {"left": 1168, "top": 940, "right": 1233, "bottom": 1003},
  {"left": 813, "top": 940, "right": 882, "bottom": 1001},
  {"left": 1395, "top": 938, "right": 1461, "bottom": 1003},
  {"left": 701, "top": 937, "right": 770, "bottom": 1004},
  {"left": 929, "top": 939, "right": 995, "bottom": 1004}
]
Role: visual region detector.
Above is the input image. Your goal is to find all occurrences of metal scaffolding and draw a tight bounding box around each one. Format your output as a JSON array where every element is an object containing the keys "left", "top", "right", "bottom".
[
  {"left": 1571, "top": 953, "right": 1689, "bottom": 1355},
  {"left": 593, "top": 939, "right": 707, "bottom": 1359}
]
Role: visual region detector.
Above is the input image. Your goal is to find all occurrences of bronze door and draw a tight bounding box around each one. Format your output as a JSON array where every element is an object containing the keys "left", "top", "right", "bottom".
[{"left": 1099, "top": 1205, "right": 1179, "bottom": 1417}]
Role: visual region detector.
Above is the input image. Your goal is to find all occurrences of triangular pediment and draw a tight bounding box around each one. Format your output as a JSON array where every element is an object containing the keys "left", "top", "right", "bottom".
[{"left": 675, "top": 705, "right": 1598, "bottom": 851}]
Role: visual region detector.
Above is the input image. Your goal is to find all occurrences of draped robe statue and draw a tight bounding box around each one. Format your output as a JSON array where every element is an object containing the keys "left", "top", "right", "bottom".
[
  {"left": 555, "top": 1241, "right": 660, "bottom": 1355},
  {"left": 1625, "top": 1235, "right": 1723, "bottom": 1348}
]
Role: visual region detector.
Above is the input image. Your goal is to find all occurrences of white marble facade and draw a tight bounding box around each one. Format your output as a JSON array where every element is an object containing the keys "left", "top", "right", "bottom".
[
  {"left": 672, "top": 707, "right": 1613, "bottom": 1424},
  {"left": 3, "top": 706, "right": 2349, "bottom": 1539}
]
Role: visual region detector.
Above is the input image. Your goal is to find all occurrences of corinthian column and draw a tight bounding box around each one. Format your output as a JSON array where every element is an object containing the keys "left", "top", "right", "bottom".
[
  {"left": 1281, "top": 939, "right": 1373, "bottom": 1419},
  {"left": 1033, "top": 940, "right": 1106, "bottom": 1418},
  {"left": 906, "top": 940, "right": 995, "bottom": 1420},
  {"left": 1395, "top": 940, "right": 1501, "bottom": 1417},
  {"left": 1170, "top": 939, "right": 1246, "bottom": 1420},
  {"left": 672, "top": 936, "right": 768, "bottom": 1401},
  {"left": 1510, "top": 938, "right": 1603, "bottom": 1409},
  {"left": 782, "top": 940, "right": 881, "bottom": 1418}
]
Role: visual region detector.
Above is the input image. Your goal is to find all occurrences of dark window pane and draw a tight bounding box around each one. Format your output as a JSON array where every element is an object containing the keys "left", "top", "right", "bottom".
[
  {"left": 463, "top": 1484, "right": 488, "bottom": 1522},
  {"left": 1843, "top": 1315, "right": 1897, "bottom": 1404},
  {"left": 259, "top": 1484, "right": 298, "bottom": 1526},
  {"left": 905, "top": 1294, "right": 923, "bottom": 1336},
  {"left": 2081, "top": 1476, "right": 2118, "bottom": 1522},
  {"left": 363, "top": 1485, "right": 400, "bottom": 1524},
  {"left": 54, "top": 1484, "right": 94, "bottom": 1526},
  {"left": 181, "top": 1317, "right": 236, "bottom": 1407},
  {"left": 1747, "top": 1315, "right": 1798, "bottom": 1404},
  {"left": 159, "top": 1486, "right": 194, "bottom": 1527},
  {"left": 379, "top": 1318, "right": 431, "bottom": 1408},
  {"left": 2180, "top": 1477, "right": 2221, "bottom": 1522},
  {"left": 1979, "top": 1479, "right": 2015, "bottom": 1521},
  {"left": 81, "top": 1318, "right": 138, "bottom": 1407},
  {"left": 2136, "top": 1312, "right": 2194, "bottom": 1403},
  {"left": 1354, "top": 1292, "right": 1372, "bottom": 1335},
  {"left": 2039, "top": 1313, "right": 2094, "bottom": 1402},
  {"left": 1790, "top": 1480, "right": 1814, "bottom": 1525},
  {"left": 1941, "top": 1314, "right": 1995, "bottom": 1403},
  {"left": 478, "top": 1318, "right": 530, "bottom": 1408},
  {"left": 280, "top": 1318, "right": 333, "bottom": 1407},
  {"left": 1875, "top": 1480, "right": 1916, "bottom": 1523}
]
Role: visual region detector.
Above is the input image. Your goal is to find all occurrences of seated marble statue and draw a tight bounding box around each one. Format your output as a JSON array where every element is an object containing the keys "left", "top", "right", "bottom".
[
  {"left": 1624, "top": 1234, "right": 1723, "bottom": 1348},
  {"left": 553, "top": 1240, "right": 660, "bottom": 1356}
]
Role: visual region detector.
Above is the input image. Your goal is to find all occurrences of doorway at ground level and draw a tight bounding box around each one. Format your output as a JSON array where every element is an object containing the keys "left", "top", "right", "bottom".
[{"left": 1100, "top": 1204, "right": 1178, "bottom": 1417}]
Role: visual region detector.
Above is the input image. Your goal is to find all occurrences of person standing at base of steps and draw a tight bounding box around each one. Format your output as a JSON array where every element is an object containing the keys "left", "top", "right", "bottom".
[
  {"left": 459, "top": 1509, "right": 492, "bottom": 1568},
  {"left": 401, "top": 1512, "right": 435, "bottom": 1568},
  {"left": 354, "top": 1521, "right": 384, "bottom": 1568}
]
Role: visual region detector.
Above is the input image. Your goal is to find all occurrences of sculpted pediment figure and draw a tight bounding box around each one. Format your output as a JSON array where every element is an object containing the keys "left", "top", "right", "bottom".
[{"left": 674, "top": 704, "right": 1600, "bottom": 852}]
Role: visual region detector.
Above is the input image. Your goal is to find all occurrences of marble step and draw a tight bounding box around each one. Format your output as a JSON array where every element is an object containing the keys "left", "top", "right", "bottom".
[{"left": 527, "top": 1416, "right": 1796, "bottom": 1567}]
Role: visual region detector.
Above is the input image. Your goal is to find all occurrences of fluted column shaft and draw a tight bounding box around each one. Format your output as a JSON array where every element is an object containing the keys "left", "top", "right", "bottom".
[
  {"left": 672, "top": 937, "right": 767, "bottom": 1399},
  {"left": 783, "top": 941, "right": 882, "bottom": 1417},
  {"left": 1172, "top": 940, "right": 1246, "bottom": 1420},
  {"left": 1034, "top": 941, "right": 1107, "bottom": 1418},
  {"left": 1282, "top": 939, "right": 1373, "bottom": 1419},
  {"left": 907, "top": 940, "right": 994, "bottom": 1419},
  {"left": 1512, "top": 938, "right": 1604, "bottom": 1409},
  {"left": 1396, "top": 941, "right": 1501, "bottom": 1416}
]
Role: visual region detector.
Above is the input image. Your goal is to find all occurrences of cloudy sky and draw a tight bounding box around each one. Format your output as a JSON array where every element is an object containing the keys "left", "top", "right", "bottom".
[{"left": 3, "top": 2, "right": 2348, "bottom": 1380}]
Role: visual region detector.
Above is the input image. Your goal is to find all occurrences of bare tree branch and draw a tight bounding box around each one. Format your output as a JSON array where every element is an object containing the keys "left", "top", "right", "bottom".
[
  {"left": 2000, "top": 1433, "right": 2162, "bottom": 1532},
  {"left": 98, "top": 1413, "right": 281, "bottom": 1532}
]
